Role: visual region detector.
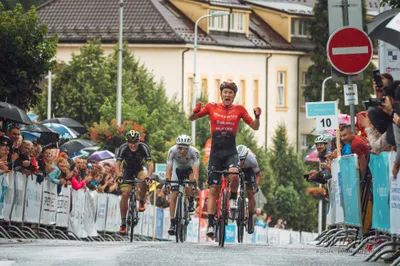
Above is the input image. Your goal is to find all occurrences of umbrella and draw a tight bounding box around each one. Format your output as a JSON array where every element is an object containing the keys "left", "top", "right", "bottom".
[
  {"left": 88, "top": 150, "right": 115, "bottom": 162},
  {"left": 43, "top": 123, "right": 80, "bottom": 139},
  {"left": 0, "top": 101, "right": 32, "bottom": 125},
  {"left": 60, "top": 139, "right": 96, "bottom": 155},
  {"left": 21, "top": 131, "right": 40, "bottom": 141},
  {"left": 304, "top": 148, "right": 320, "bottom": 163},
  {"left": 367, "top": 9, "right": 400, "bottom": 49},
  {"left": 36, "top": 132, "right": 60, "bottom": 146},
  {"left": 80, "top": 146, "right": 101, "bottom": 156},
  {"left": 19, "top": 122, "right": 57, "bottom": 134},
  {"left": 41, "top": 117, "right": 87, "bottom": 134},
  {"left": 27, "top": 113, "right": 38, "bottom": 122}
]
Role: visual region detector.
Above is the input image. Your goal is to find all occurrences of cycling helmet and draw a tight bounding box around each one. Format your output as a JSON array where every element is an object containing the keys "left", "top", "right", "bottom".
[
  {"left": 176, "top": 135, "right": 192, "bottom": 146},
  {"left": 126, "top": 130, "right": 141, "bottom": 142},
  {"left": 314, "top": 135, "right": 328, "bottom": 144},
  {"left": 220, "top": 81, "right": 238, "bottom": 94},
  {"left": 237, "top": 145, "right": 249, "bottom": 160}
]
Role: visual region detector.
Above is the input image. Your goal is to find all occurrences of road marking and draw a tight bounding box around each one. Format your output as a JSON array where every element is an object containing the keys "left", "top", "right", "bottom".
[{"left": 332, "top": 46, "right": 368, "bottom": 55}]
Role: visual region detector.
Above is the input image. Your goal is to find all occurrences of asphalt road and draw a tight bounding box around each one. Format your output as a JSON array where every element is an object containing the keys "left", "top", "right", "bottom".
[{"left": 0, "top": 240, "right": 379, "bottom": 266}]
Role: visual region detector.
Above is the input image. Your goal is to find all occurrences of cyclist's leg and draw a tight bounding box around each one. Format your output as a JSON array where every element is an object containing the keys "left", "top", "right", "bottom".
[
  {"left": 120, "top": 169, "right": 134, "bottom": 233},
  {"left": 185, "top": 168, "right": 194, "bottom": 199},
  {"left": 245, "top": 172, "right": 256, "bottom": 233},
  {"left": 169, "top": 165, "right": 180, "bottom": 222},
  {"left": 137, "top": 169, "right": 147, "bottom": 201},
  {"left": 207, "top": 153, "right": 223, "bottom": 233},
  {"left": 226, "top": 153, "right": 240, "bottom": 206}
]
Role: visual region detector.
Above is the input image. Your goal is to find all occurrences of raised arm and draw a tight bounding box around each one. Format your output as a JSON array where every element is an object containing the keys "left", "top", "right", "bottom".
[{"left": 188, "top": 102, "right": 204, "bottom": 121}]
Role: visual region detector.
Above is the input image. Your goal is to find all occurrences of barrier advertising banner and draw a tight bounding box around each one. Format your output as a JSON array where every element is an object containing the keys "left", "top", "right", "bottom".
[
  {"left": 24, "top": 175, "right": 42, "bottom": 224},
  {"left": 11, "top": 172, "right": 26, "bottom": 222},
  {"left": 2, "top": 172, "right": 14, "bottom": 221},
  {"left": 40, "top": 180, "right": 57, "bottom": 225},
  {"left": 69, "top": 189, "right": 86, "bottom": 238},
  {"left": 96, "top": 193, "right": 108, "bottom": 232},
  {"left": 155, "top": 207, "right": 163, "bottom": 239},
  {"left": 56, "top": 185, "right": 71, "bottom": 228},
  {"left": 105, "top": 194, "right": 120, "bottom": 233},
  {"left": 390, "top": 152, "right": 400, "bottom": 235},
  {"left": 333, "top": 158, "right": 344, "bottom": 224},
  {"left": 84, "top": 191, "right": 98, "bottom": 237},
  {"left": 369, "top": 152, "right": 390, "bottom": 232},
  {"left": 339, "top": 155, "right": 362, "bottom": 227}
]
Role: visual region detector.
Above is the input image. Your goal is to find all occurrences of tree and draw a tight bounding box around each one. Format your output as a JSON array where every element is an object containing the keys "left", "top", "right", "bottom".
[
  {"left": 304, "top": 0, "right": 374, "bottom": 114},
  {"left": 1, "top": 0, "right": 48, "bottom": 10},
  {"left": 266, "top": 123, "right": 317, "bottom": 231},
  {"left": 0, "top": 3, "right": 57, "bottom": 110}
]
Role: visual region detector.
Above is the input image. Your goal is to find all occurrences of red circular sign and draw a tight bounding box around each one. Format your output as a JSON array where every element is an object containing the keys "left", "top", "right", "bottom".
[{"left": 327, "top": 27, "right": 373, "bottom": 75}]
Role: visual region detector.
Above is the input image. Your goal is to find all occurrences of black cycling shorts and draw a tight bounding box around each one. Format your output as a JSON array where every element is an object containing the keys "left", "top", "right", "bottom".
[
  {"left": 171, "top": 168, "right": 193, "bottom": 192},
  {"left": 208, "top": 151, "right": 239, "bottom": 185},
  {"left": 242, "top": 167, "right": 256, "bottom": 190},
  {"left": 120, "top": 168, "right": 144, "bottom": 190}
]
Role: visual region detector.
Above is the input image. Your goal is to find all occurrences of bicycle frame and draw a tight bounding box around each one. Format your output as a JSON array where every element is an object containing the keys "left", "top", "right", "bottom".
[{"left": 217, "top": 173, "right": 230, "bottom": 221}]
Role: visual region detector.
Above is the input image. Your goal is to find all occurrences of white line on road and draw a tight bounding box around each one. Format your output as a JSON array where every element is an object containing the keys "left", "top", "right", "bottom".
[{"left": 332, "top": 46, "right": 368, "bottom": 55}]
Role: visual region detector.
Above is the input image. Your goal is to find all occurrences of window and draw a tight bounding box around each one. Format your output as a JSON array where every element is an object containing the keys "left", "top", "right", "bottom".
[
  {"left": 229, "top": 13, "right": 245, "bottom": 33},
  {"left": 210, "top": 10, "right": 228, "bottom": 31},
  {"left": 240, "top": 80, "right": 246, "bottom": 106},
  {"left": 291, "top": 19, "right": 296, "bottom": 36},
  {"left": 298, "top": 20, "right": 309, "bottom": 37},
  {"left": 301, "top": 72, "right": 308, "bottom": 108},
  {"left": 201, "top": 78, "right": 208, "bottom": 98},
  {"left": 215, "top": 79, "right": 221, "bottom": 103},
  {"left": 277, "top": 71, "right": 285, "bottom": 107},
  {"left": 300, "top": 134, "right": 309, "bottom": 150},
  {"left": 253, "top": 80, "right": 259, "bottom": 107},
  {"left": 188, "top": 77, "right": 193, "bottom": 108}
]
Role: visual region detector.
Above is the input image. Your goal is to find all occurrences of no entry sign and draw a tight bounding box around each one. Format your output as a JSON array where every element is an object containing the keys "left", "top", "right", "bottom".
[{"left": 327, "top": 27, "right": 373, "bottom": 75}]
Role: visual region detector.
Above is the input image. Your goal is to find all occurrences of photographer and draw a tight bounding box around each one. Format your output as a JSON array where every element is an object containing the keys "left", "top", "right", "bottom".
[
  {"left": 306, "top": 136, "right": 332, "bottom": 184},
  {"left": 385, "top": 80, "right": 400, "bottom": 177}
]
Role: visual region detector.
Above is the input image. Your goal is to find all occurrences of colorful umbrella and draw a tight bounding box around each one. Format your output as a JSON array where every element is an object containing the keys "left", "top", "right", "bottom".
[
  {"left": 41, "top": 117, "right": 87, "bottom": 134},
  {"left": 88, "top": 150, "right": 115, "bottom": 162},
  {"left": 43, "top": 123, "right": 80, "bottom": 139}
]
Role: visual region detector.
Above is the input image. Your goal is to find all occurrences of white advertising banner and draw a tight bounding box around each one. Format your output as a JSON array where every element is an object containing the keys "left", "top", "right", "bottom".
[
  {"left": 68, "top": 189, "right": 87, "bottom": 238},
  {"left": 0, "top": 173, "right": 5, "bottom": 219},
  {"left": 105, "top": 194, "right": 120, "bottom": 233},
  {"left": 381, "top": 42, "right": 400, "bottom": 80},
  {"left": 333, "top": 158, "right": 345, "bottom": 224},
  {"left": 162, "top": 208, "right": 171, "bottom": 241},
  {"left": 56, "top": 185, "right": 71, "bottom": 228},
  {"left": 186, "top": 217, "right": 199, "bottom": 243},
  {"left": 84, "top": 191, "right": 98, "bottom": 237},
  {"left": 267, "top": 227, "right": 280, "bottom": 245},
  {"left": 96, "top": 193, "right": 108, "bottom": 232},
  {"left": 11, "top": 172, "right": 27, "bottom": 222},
  {"left": 40, "top": 180, "right": 57, "bottom": 225},
  {"left": 24, "top": 175, "right": 43, "bottom": 224},
  {"left": 2, "top": 172, "right": 15, "bottom": 221}
]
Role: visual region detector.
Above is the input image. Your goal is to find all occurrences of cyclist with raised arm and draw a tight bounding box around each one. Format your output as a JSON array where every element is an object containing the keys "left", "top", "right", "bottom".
[
  {"left": 188, "top": 81, "right": 261, "bottom": 238},
  {"left": 237, "top": 145, "right": 262, "bottom": 234},
  {"left": 166, "top": 135, "right": 200, "bottom": 236},
  {"left": 116, "top": 130, "right": 154, "bottom": 234}
]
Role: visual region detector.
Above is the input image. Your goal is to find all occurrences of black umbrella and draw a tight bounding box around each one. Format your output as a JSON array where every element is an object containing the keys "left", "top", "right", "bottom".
[
  {"left": 367, "top": 9, "right": 400, "bottom": 49},
  {"left": 40, "top": 117, "right": 87, "bottom": 134},
  {"left": 19, "top": 122, "right": 57, "bottom": 134},
  {"left": 36, "top": 132, "right": 60, "bottom": 146},
  {"left": 0, "top": 101, "right": 32, "bottom": 125},
  {"left": 60, "top": 139, "right": 97, "bottom": 154}
]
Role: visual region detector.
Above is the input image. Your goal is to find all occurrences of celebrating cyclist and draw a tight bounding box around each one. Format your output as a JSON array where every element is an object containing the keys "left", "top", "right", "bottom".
[
  {"left": 166, "top": 135, "right": 200, "bottom": 236},
  {"left": 237, "top": 145, "right": 262, "bottom": 234},
  {"left": 116, "top": 130, "right": 154, "bottom": 234},
  {"left": 188, "top": 81, "right": 261, "bottom": 238}
]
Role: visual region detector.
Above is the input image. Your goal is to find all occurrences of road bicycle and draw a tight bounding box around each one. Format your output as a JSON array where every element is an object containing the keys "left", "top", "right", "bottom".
[
  {"left": 211, "top": 167, "right": 241, "bottom": 247},
  {"left": 235, "top": 171, "right": 253, "bottom": 243},
  {"left": 166, "top": 179, "right": 196, "bottom": 243}
]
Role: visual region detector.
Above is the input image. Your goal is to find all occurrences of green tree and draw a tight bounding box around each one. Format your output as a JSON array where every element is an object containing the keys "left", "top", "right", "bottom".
[
  {"left": 0, "top": 3, "right": 57, "bottom": 110},
  {"left": 266, "top": 123, "right": 317, "bottom": 231},
  {"left": 1, "top": 0, "right": 48, "bottom": 10},
  {"left": 304, "top": 0, "right": 374, "bottom": 114}
]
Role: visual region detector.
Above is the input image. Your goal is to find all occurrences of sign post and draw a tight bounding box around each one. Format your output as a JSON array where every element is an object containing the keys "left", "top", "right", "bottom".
[{"left": 306, "top": 101, "right": 339, "bottom": 131}]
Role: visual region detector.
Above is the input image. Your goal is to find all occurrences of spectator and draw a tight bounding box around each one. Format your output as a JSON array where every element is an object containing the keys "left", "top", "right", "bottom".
[
  {"left": 71, "top": 163, "right": 87, "bottom": 191},
  {"left": 14, "top": 141, "right": 34, "bottom": 174},
  {"left": 8, "top": 126, "right": 21, "bottom": 145},
  {"left": 340, "top": 125, "right": 369, "bottom": 174},
  {"left": 32, "top": 142, "right": 42, "bottom": 159},
  {"left": 47, "top": 157, "right": 68, "bottom": 186},
  {"left": 374, "top": 72, "right": 393, "bottom": 98},
  {"left": 274, "top": 219, "right": 285, "bottom": 229},
  {"left": 357, "top": 111, "right": 391, "bottom": 154}
]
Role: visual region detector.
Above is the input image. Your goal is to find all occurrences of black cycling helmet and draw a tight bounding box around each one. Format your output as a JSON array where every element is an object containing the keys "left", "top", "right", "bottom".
[
  {"left": 125, "top": 130, "right": 141, "bottom": 142},
  {"left": 220, "top": 81, "right": 238, "bottom": 94}
]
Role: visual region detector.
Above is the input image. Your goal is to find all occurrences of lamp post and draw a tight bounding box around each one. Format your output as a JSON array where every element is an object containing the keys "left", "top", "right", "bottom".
[
  {"left": 321, "top": 76, "right": 332, "bottom": 102},
  {"left": 116, "top": 0, "right": 124, "bottom": 126},
  {"left": 45, "top": 71, "right": 55, "bottom": 120},
  {"left": 192, "top": 11, "right": 230, "bottom": 145}
]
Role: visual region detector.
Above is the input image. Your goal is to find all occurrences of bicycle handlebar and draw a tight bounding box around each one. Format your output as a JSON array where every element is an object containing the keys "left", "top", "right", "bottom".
[
  {"left": 165, "top": 180, "right": 196, "bottom": 185},
  {"left": 210, "top": 166, "right": 243, "bottom": 176},
  {"left": 116, "top": 176, "right": 158, "bottom": 184}
]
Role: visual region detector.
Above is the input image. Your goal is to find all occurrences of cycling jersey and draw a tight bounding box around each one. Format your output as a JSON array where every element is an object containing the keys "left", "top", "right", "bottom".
[
  {"left": 241, "top": 151, "right": 260, "bottom": 174},
  {"left": 196, "top": 103, "right": 253, "bottom": 153},
  {"left": 116, "top": 142, "right": 152, "bottom": 171},
  {"left": 167, "top": 146, "right": 200, "bottom": 169}
]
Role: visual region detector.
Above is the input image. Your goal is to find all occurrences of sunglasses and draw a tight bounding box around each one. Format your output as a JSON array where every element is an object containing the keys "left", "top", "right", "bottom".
[
  {"left": 178, "top": 146, "right": 189, "bottom": 151},
  {"left": 128, "top": 140, "right": 139, "bottom": 144}
]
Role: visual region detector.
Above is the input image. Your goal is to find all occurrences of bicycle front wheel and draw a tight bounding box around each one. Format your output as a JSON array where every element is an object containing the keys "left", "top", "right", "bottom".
[
  {"left": 237, "top": 197, "right": 244, "bottom": 243},
  {"left": 175, "top": 195, "right": 182, "bottom": 243},
  {"left": 219, "top": 189, "right": 227, "bottom": 247},
  {"left": 130, "top": 199, "right": 135, "bottom": 242}
]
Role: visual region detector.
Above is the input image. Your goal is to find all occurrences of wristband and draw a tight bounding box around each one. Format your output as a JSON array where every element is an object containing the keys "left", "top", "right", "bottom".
[{"left": 255, "top": 114, "right": 260, "bottom": 119}]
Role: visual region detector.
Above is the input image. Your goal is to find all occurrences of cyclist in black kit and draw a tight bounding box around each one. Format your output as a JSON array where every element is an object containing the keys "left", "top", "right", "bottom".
[{"left": 116, "top": 130, "right": 154, "bottom": 234}]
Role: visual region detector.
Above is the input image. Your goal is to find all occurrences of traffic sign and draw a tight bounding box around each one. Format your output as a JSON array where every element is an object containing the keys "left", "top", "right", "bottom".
[
  {"left": 328, "top": 0, "right": 362, "bottom": 34},
  {"left": 344, "top": 84, "right": 358, "bottom": 106},
  {"left": 306, "top": 101, "right": 339, "bottom": 130},
  {"left": 327, "top": 27, "right": 373, "bottom": 75}
]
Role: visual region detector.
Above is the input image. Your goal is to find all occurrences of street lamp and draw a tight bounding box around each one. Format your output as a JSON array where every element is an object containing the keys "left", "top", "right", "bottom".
[
  {"left": 44, "top": 71, "right": 55, "bottom": 120},
  {"left": 192, "top": 11, "right": 230, "bottom": 145},
  {"left": 116, "top": 0, "right": 124, "bottom": 126},
  {"left": 321, "top": 76, "right": 332, "bottom": 102}
]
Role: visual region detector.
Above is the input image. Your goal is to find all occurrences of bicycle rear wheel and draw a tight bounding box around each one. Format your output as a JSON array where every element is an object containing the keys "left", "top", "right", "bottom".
[
  {"left": 175, "top": 195, "right": 182, "bottom": 243},
  {"left": 130, "top": 198, "right": 135, "bottom": 242},
  {"left": 219, "top": 189, "right": 227, "bottom": 247}
]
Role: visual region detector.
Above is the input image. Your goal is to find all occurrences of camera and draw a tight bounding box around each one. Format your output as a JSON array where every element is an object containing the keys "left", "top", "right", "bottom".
[{"left": 362, "top": 98, "right": 384, "bottom": 110}]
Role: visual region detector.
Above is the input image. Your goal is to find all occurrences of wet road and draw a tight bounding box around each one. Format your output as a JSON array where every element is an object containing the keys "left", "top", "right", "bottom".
[{"left": 0, "top": 240, "right": 379, "bottom": 266}]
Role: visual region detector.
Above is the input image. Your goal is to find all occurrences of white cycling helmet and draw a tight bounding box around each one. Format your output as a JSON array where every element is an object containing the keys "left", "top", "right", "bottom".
[
  {"left": 314, "top": 135, "right": 328, "bottom": 144},
  {"left": 237, "top": 145, "right": 249, "bottom": 160},
  {"left": 176, "top": 135, "right": 192, "bottom": 146}
]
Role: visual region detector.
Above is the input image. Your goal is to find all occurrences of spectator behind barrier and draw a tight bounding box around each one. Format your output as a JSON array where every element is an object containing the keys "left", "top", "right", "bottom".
[
  {"left": 340, "top": 125, "right": 369, "bottom": 175},
  {"left": 389, "top": 81, "right": 400, "bottom": 177}
]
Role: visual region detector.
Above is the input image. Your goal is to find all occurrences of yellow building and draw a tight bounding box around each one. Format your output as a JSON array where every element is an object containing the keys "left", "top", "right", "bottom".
[{"left": 37, "top": 0, "right": 373, "bottom": 150}]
